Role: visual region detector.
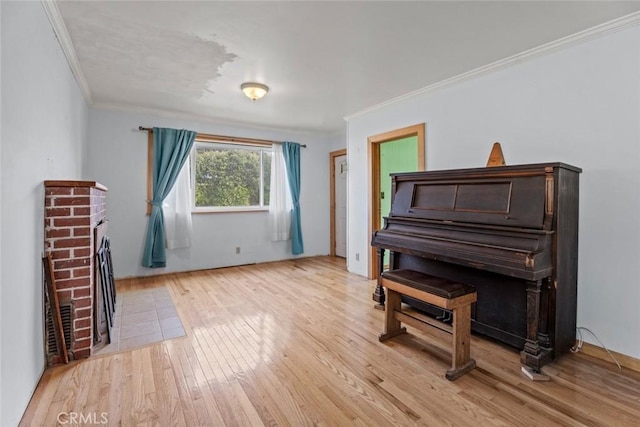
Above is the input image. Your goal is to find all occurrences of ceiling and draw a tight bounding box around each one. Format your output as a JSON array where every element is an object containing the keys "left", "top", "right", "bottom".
[{"left": 55, "top": 1, "right": 640, "bottom": 134}]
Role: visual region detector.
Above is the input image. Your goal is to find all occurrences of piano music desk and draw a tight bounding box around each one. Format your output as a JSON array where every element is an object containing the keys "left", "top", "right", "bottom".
[{"left": 378, "top": 269, "right": 477, "bottom": 381}]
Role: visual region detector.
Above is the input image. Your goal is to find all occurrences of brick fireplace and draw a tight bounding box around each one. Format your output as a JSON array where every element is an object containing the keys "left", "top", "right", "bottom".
[{"left": 44, "top": 180, "right": 109, "bottom": 364}]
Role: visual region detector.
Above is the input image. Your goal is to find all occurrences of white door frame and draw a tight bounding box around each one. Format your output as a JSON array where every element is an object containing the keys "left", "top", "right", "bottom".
[{"left": 329, "top": 149, "right": 347, "bottom": 257}]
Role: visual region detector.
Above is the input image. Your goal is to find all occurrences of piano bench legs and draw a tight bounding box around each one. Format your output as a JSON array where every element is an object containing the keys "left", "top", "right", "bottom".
[
  {"left": 378, "top": 289, "right": 407, "bottom": 341},
  {"left": 378, "top": 272, "right": 477, "bottom": 381},
  {"left": 445, "top": 302, "right": 476, "bottom": 381}
]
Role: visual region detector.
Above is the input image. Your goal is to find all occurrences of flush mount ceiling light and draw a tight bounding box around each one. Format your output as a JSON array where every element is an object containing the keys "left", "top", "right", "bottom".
[{"left": 241, "top": 82, "right": 269, "bottom": 101}]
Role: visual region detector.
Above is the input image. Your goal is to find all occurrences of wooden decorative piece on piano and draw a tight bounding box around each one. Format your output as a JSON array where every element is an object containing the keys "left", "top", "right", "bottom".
[
  {"left": 371, "top": 163, "right": 581, "bottom": 372},
  {"left": 486, "top": 142, "right": 506, "bottom": 167},
  {"left": 43, "top": 253, "right": 68, "bottom": 364}
]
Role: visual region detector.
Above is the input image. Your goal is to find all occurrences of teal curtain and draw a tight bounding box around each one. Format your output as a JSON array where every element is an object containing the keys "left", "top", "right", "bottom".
[
  {"left": 142, "top": 127, "right": 196, "bottom": 268},
  {"left": 282, "top": 141, "right": 304, "bottom": 254}
]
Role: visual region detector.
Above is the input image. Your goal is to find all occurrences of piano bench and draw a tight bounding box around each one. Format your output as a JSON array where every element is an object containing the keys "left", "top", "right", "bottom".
[{"left": 378, "top": 269, "right": 477, "bottom": 381}]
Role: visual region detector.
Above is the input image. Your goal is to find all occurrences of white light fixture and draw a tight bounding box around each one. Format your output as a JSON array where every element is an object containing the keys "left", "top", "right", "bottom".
[{"left": 241, "top": 82, "right": 269, "bottom": 101}]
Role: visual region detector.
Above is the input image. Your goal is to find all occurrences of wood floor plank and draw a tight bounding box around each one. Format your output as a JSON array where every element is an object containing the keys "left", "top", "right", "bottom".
[
  {"left": 105, "top": 353, "right": 125, "bottom": 425},
  {"left": 19, "top": 369, "right": 55, "bottom": 426},
  {"left": 20, "top": 257, "right": 640, "bottom": 426}
]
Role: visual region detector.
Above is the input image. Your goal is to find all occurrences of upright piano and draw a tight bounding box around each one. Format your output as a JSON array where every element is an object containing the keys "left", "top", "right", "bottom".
[{"left": 371, "top": 163, "right": 581, "bottom": 371}]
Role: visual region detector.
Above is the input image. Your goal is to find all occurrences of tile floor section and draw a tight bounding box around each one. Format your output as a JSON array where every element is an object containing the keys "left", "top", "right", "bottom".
[{"left": 96, "top": 286, "right": 186, "bottom": 355}]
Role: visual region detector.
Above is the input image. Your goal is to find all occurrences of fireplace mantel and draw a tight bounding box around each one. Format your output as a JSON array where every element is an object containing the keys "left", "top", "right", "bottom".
[{"left": 44, "top": 180, "right": 108, "bottom": 191}]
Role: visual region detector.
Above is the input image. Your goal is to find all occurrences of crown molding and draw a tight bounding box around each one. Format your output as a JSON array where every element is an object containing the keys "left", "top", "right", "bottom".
[
  {"left": 41, "top": 0, "right": 93, "bottom": 104},
  {"left": 344, "top": 10, "right": 640, "bottom": 122}
]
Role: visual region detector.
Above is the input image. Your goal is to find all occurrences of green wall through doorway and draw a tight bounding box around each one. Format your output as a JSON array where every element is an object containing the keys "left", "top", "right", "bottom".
[{"left": 379, "top": 135, "right": 419, "bottom": 266}]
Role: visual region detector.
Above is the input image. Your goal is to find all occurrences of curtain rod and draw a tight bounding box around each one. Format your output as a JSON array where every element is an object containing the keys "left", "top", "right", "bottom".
[{"left": 138, "top": 126, "right": 306, "bottom": 148}]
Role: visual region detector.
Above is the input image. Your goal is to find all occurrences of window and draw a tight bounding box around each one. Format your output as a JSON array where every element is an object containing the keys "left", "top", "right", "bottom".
[
  {"left": 145, "top": 132, "right": 275, "bottom": 215},
  {"left": 191, "top": 141, "right": 272, "bottom": 212}
]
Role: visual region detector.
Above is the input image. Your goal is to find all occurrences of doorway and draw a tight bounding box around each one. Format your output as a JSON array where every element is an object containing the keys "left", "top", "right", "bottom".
[
  {"left": 379, "top": 136, "right": 419, "bottom": 267},
  {"left": 368, "top": 124, "right": 425, "bottom": 279},
  {"left": 330, "top": 149, "right": 347, "bottom": 258}
]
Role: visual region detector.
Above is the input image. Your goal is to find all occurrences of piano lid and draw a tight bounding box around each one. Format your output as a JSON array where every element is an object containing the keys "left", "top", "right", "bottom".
[
  {"left": 372, "top": 219, "right": 553, "bottom": 280},
  {"left": 388, "top": 162, "right": 580, "bottom": 230}
]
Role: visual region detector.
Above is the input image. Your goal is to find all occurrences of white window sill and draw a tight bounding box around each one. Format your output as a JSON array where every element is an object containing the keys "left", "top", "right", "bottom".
[{"left": 192, "top": 206, "right": 269, "bottom": 214}]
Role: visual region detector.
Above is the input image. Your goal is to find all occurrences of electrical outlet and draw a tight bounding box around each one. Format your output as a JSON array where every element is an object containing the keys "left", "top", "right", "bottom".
[
  {"left": 235, "top": 247, "right": 241, "bottom": 254},
  {"left": 355, "top": 253, "right": 359, "bottom": 261}
]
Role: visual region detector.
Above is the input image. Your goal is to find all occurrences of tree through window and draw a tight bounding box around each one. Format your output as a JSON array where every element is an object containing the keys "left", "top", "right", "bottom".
[{"left": 193, "top": 142, "right": 272, "bottom": 210}]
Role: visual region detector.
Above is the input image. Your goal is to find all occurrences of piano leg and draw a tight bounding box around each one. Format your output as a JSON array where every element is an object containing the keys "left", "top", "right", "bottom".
[
  {"left": 521, "top": 279, "right": 553, "bottom": 372},
  {"left": 537, "top": 278, "right": 552, "bottom": 349},
  {"left": 372, "top": 247, "right": 386, "bottom": 310}
]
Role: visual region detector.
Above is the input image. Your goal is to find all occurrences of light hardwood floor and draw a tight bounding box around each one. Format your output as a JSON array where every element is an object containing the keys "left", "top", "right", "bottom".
[{"left": 21, "top": 257, "right": 640, "bottom": 426}]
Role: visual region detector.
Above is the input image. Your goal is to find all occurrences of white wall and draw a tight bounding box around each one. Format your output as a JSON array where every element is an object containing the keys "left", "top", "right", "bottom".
[
  {"left": 327, "top": 130, "right": 347, "bottom": 153},
  {"left": 0, "top": 1, "right": 4, "bottom": 422},
  {"left": 86, "top": 108, "right": 333, "bottom": 278},
  {"left": 346, "top": 26, "right": 640, "bottom": 359},
  {"left": 0, "top": 2, "right": 89, "bottom": 426}
]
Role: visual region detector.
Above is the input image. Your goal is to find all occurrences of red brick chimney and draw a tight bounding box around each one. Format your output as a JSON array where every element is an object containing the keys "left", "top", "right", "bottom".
[{"left": 44, "top": 180, "right": 107, "bottom": 364}]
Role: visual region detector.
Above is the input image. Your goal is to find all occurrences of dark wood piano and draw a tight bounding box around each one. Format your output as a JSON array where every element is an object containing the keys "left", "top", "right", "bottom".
[{"left": 371, "top": 162, "right": 581, "bottom": 371}]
